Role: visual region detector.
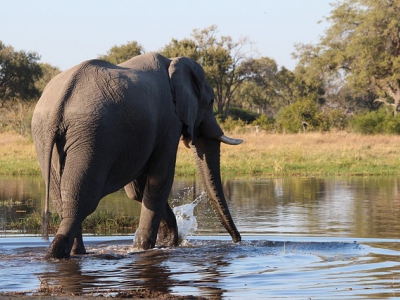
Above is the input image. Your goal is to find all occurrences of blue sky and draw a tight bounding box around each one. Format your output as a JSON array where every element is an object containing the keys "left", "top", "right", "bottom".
[{"left": 2, "top": 0, "right": 333, "bottom": 71}]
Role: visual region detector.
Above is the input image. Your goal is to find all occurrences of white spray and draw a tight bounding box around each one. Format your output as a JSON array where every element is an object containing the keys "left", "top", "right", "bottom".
[{"left": 173, "top": 190, "right": 206, "bottom": 245}]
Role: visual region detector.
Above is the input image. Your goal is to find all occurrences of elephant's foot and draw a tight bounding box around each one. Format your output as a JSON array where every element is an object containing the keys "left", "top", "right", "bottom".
[
  {"left": 156, "top": 219, "right": 179, "bottom": 247},
  {"left": 45, "top": 218, "right": 82, "bottom": 259},
  {"left": 133, "top": 235, "right": 155, "bottom": 250},
  {"left": 45, "top": 234, "right": 71, "bottom": 259},
  {"left": 133, "top": 231, "right": 155, "bottom": 250},
  {"left": 71, "top": 236, "right": 87, "bottom": 255}
]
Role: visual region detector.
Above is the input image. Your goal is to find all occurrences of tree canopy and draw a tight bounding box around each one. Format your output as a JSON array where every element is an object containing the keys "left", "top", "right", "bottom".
[
  {"left": 34, "top": 63, "right": 61, "bottom": 95},
  {"left": 96, "top": 26, "right": 318, "bottom": 120},
  {"left": 98, "top": 41, "right": 144, "bottom": 64},
  {"left": 294, "top": 0, "right": 400, "bottom": 114},
  {"left": 160, "top": 25, "right": 317, "bottom": 118},
  {"left": 5, "top": 4, "right": 400, "bottom": 135},
  {"left": 161, "top": 25, "right": 256, "bottom": 116},
  {"left": 0, "top": 41, "right": 43, "bottom": 105}
]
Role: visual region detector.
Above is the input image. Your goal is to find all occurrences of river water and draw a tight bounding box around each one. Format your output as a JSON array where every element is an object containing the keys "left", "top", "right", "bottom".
[{"left": 1, "top": 176, "right": 400, "bottom": 299}]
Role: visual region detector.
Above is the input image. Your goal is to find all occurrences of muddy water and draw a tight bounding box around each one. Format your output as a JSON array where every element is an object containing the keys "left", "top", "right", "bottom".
[{"left": 1, "top": 177, "right": 400, "bottom": 299}]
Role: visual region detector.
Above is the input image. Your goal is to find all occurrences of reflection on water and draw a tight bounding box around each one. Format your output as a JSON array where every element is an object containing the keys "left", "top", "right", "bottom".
[
  {"left": 1, "top": 176, "right": 400, "bottom": 298},
  {"left": 2, "top": 176, "right": 400, "bottom": 239}
]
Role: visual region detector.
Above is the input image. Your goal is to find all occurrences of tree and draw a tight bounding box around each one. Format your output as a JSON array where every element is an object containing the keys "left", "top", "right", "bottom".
[
  {"left": 236, "top": 57, "right": 304, "bottom": 116},
  {"left": 161, "top": 38, "right": 199, "bottom": 61},
  {"left": 35, "top": 63, "right": 61, "bottom": 94},
  {"left": 294, "top": 0, "right": 400, "bottom": 114},
  {"left": 160, "top": 25, "right": 254, "bottom": 116},
  {"left": 236, "top": 55, "right": 326, "bottom": 119},
  {"left": 0, "top": 41, "right": 43, "bottom": 105},
  {"left": 98, "top": 41, "right": 144, "bottom": 64},
  {"left": 236, "top": 57, "right": 278, "bottom": 114}
]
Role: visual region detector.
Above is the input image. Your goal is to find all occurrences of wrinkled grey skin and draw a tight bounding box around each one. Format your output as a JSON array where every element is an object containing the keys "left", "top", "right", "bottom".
[{"left": 32, "top": 53, "right": 242, "bottom": 259}]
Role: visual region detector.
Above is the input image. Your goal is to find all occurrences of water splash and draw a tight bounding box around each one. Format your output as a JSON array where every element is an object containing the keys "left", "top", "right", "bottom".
[
  {"left": 128, "top": 189, "right": 205, "bottom": 252},
  {"left": 173, "top": 190, "right": 205, "bottom": 244}
]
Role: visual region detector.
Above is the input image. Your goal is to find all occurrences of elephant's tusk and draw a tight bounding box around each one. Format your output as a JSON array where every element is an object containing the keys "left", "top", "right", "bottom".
[{"left": 217, "top": 135, "right": 243, "bottom": 145}]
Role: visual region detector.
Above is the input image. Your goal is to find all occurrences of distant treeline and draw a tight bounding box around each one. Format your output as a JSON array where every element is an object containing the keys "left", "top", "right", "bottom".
[{"left": 1, "top": 0, "right": 400, "bottom": 135}]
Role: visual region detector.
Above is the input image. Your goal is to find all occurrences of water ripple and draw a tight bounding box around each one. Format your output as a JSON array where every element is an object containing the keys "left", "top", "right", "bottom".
[{"left": 1, "top": 236, "right": 399, "bottom": 299}]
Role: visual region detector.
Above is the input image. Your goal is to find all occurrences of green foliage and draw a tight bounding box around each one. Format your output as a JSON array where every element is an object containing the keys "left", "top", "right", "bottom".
[
  {"left": 8, "top": 19, "right": 400, "bottom": 134},
  {"left": 35, "top": 63, "right": 61, "bottom": 94},
  {"left": 276, "top": 99, "right": 321, "bottom": 133},
  {"left": 319, "top": 108, "right": 349, "bottom": 131},
  {"left": 0, "top": 41, "right": 43, "bottom": 105},
  {"left": 351, "top": 107, "right": 400, "bottom": 134},
  {"left": 294, "top": 0, "right": 400, "bottom": 114},
  {"left": 8, "top": 210, "right": 137, "bottom": 234},
  {"left": 9, "top": 211, "right": 60, "bottom": 233},
  {"left": 161, "top": 38, "right": 199, "bottom": 60},
  {"left": 237, "top": 58, "right": 303, "bottom": 114},
  {"left": 228, "top": 107, "right": 259, "bottom": 123},
  {"left": 237, "top": 56, "right": 325, "bottom": 118},
  {"left": 0, "top": 61, "right": 59, "bottom": 135},
  {"left": 98, "top": 41, "right": 144, "bottom": 64},
  {"left": 82, "top": 210, "right": 137, "bottom": 234},
  {"left": 219, "top": 116, "right": 247, "bottom": 133},
  {"left": 236, "top": 57, "right": 279, "bottom": 112},
  {"left": 160, "top": 25, "right": 254, "bottom": 117},
  {"left": 0, "top": 100, "right": 36, "bottom": 135},
  {"left": 162, "top": 26, "right": 310, "bottom": 120},
  {"left": 252, "top": 114, "right": 275, "bottom": 132}
]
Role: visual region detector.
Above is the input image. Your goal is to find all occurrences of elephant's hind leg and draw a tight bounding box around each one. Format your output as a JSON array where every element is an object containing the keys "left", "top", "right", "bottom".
[{"left": 45, "top": 218, "right": 82, "bottom": 259}]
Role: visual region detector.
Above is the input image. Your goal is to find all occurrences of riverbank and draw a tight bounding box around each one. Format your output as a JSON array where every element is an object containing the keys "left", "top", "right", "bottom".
[
  {"left": 0, "top": 133, "right": 38, "bottom": 175},
  {"left": 1, "top": 131, "right": 400, "bottom": 177}
]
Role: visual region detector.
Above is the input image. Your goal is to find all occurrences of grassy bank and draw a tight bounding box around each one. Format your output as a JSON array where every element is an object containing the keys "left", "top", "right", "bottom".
[
  {"left": 0, "top": 133, "right": 38, "bottom": 175},
  {"left": 2, "top": 131, "right": 400, "bottom": 177},
  {"left": 6, "top": 210, "right": 138, "bottom": 235}
]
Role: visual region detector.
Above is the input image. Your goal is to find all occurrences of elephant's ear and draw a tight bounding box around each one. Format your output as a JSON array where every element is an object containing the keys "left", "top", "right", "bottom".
[{"left": 169, "top": 57, "right": 204, "bottom": 143}]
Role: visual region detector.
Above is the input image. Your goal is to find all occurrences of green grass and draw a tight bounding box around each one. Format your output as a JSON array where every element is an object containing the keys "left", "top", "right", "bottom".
[{"left": 7, "top": 210, "right": 139, "bottom": 235}]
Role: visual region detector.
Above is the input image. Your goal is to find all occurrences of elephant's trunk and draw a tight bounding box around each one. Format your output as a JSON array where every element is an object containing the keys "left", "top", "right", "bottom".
[{"left": 191, "top": 138, "right": 241, "bottom": 243}]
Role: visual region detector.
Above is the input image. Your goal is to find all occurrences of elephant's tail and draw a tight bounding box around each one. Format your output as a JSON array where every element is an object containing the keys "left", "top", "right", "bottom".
[{"left": 41, "top": 130, "right": 56, "bottom": 240}]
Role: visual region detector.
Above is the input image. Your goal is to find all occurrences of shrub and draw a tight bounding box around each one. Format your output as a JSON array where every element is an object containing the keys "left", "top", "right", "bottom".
[
  {"left": 351, "top": 108, "right": 400, "bottom": 134},
  {"left": 0, "top": 100, "right": 35, "bottom": 135},
  {"left": 320, "top": 108, "right": 349, "bottom": 131},
  {"left": 252, "top": 114, "right": 276, "bottom": 132},
  {"left": 228, "top": 107, "right": 259, "bottom": 123},
  {"left": 219, "top": 116, "right": 247, "bottom": 133},
  {"left": 275, "top": 99, "right": 321, "bottom": 133}
]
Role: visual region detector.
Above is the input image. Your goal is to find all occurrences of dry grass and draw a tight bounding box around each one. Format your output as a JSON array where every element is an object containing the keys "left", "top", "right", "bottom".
[
  {"left": 176, "top": 131, "right": 400, "bottom": 177},
  {"left": 2, "top": 131, "right": 400, "bottom": 177},
  {"left": 0, "top": 132, "right": 39, "bottom": 175}
]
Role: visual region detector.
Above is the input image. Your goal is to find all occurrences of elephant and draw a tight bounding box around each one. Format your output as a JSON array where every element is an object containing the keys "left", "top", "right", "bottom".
[{"left": 31, "top": 52, "right": 243, "bottom": 259}]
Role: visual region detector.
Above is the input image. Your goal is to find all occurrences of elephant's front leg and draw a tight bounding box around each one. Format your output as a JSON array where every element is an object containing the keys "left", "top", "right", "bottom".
[
  {"left": 125, "top": 177, "right": 178, "bottom": 248},
  {"left": 134, "top": 203, "right": 163, "bottom": 249},
  {"left": 133, "top": 171, "right": 176, "bottom": 249},
  {"left": 156, "top": 203, "right": 178, "bottom": 247}
]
